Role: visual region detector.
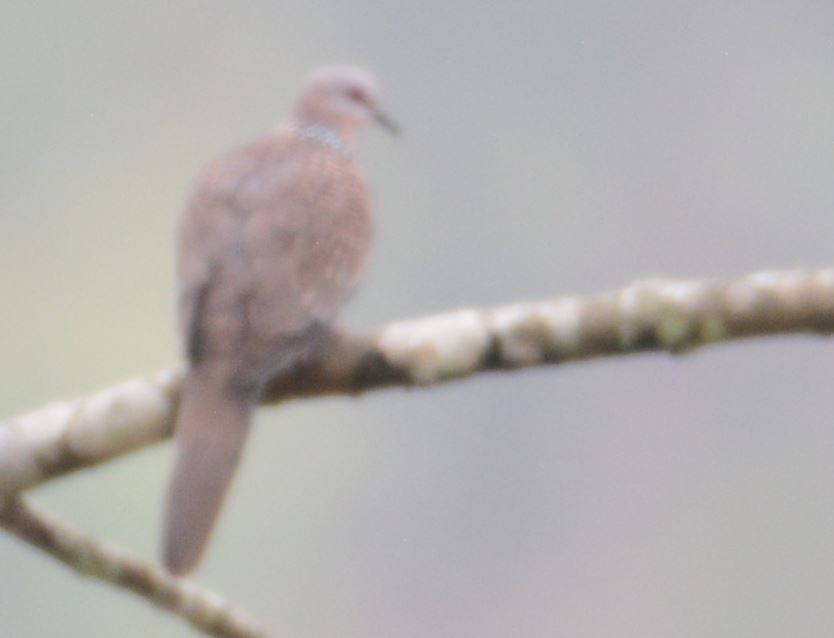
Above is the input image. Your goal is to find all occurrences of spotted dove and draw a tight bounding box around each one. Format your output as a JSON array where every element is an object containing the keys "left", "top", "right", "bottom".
[{"left": 162, "top": 66, "right": 396, "bottom": 575}]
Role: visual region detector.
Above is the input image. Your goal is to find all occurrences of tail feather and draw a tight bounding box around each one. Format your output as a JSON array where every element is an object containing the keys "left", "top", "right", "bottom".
[{"left": 162, "top": 369, "right": 255, "bottom": 575}]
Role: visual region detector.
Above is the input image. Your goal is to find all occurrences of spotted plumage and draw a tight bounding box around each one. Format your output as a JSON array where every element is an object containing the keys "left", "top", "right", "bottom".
[{"left": 162, "top": 66, "right": 395, "bottom": 575}]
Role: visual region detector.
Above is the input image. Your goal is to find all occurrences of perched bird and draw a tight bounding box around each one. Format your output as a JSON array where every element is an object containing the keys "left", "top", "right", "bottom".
[{"left": 163, "top": 66, "right": 396, "bottom": 575}]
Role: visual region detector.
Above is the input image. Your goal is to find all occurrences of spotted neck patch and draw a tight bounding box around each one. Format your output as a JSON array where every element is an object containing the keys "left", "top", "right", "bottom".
[{"left": 291, "top": 123, "right": 352, "bottom": 157}]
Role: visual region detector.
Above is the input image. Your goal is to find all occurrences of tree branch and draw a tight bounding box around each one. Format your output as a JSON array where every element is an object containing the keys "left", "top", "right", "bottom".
[
  {"left": 0, "top": 496, "right": 264, "bottom": 638},
  {"left": 2, "top": 266, "right": 834, "bottom": 498},
  {"left": 3, "top": 266, "right": 834, "bottom": 637}
]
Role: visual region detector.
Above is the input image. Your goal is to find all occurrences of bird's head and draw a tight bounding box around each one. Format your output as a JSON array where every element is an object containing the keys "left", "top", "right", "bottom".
[{"left": 292, "top": 65, "right": 398, "bottom": 144}]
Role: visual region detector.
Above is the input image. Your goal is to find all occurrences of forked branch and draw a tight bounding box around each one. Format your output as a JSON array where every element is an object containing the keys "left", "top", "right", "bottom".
[{"left": 2, "top": 266, "right": 834, "bottom": 637}]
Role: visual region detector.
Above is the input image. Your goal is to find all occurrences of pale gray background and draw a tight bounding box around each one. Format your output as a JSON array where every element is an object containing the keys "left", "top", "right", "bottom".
[{"left": 3, "top": 2, "right": 834, "bottom": 637}]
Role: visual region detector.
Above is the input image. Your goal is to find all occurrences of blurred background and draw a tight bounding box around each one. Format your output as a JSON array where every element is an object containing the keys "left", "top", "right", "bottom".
[{"left": 3, "top": 1, "right": 834, "bottom": 636}]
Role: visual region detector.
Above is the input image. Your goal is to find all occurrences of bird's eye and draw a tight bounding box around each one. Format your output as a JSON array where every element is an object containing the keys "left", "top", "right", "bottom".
[{"left": 346, "top": 86, "right": 368, "bottom": 104}]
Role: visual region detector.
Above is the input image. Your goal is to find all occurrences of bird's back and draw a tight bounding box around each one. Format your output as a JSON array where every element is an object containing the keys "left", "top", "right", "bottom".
[{"left": 178, "top": 128, "right": 373, "bottom": 383}]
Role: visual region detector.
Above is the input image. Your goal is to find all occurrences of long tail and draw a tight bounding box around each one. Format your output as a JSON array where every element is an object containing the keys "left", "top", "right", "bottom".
[{"left": 162, "top": 367, "right": 255, "bottom": 575}]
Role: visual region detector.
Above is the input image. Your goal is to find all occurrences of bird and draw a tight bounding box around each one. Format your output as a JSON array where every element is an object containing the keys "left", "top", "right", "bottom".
[{"left": 162, "top": 65, "right": 397, "bottom": 575}]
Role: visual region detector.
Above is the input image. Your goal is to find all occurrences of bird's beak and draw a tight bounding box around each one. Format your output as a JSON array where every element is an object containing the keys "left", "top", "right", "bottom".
[{"left": 371, "top": 106, "right": 400, "bottom": 135}]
